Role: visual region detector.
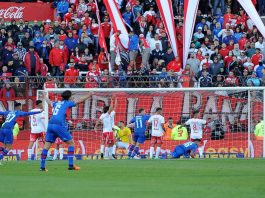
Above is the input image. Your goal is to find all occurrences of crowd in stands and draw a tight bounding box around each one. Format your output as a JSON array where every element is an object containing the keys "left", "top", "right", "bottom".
[{"left": 1, "top": 0, "right": 265, "bottom": 95}]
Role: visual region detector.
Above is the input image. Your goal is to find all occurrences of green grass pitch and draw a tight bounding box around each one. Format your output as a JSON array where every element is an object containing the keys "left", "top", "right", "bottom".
[{"left": 0, "top": 159, "right": 265, "bottom": 198}]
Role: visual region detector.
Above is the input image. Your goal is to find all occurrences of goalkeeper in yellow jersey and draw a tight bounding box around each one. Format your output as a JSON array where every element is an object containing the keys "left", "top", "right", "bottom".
[{"left": 114, "top": 121, "right": 132, "bottom": 155}]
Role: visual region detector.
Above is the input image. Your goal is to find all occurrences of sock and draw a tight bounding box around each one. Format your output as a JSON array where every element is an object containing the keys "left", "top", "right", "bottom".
[
  {"left": 53, "top": 149, "right": 58, "bottom": 160},
  {"left": 0, "top": 149, "right": 8, "bottom": 160},
  {"left": 104, "top": 147, "right": 109, "bottom": 158},
  {"left": 100, "top": 145, "right": 104, "bottom": 154},
  {"left": 47, "top": 150, "right": 51, "bottom": 158},
  {"left": 112, "top": 145, "right": 116, "bottom": 155},
  {"left": 68, "top": 146, "right": 75, "bottom": 168},
  {"left": 198, "top": 147, "right": 203, "bottom": 158},
  {"left": 155, "top": 147, "right": 161, "bottom": 159},
  {"left": 131, "top": 146, "right": 139, "bottom": 158},
  {"left": 150, "top": 147, "right": 154, "bottom": 159},
  {"left": 109, "top": 147, "right": 113, "bottom": 157},
  {"left": 40, "top": 149, "right": 48, "bottom": 169},
  {"left": 128, "top": 144, "right": 135, "bottom": 157},
  {"left": 59, "top": 148, "right": 64, "bottom": 160},
  {"left": 28, "top": 149, "right": 32, "bottom": 159}
]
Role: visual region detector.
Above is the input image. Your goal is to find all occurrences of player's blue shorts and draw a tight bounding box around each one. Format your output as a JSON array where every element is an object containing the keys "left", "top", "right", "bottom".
[
  {"left": 45, "top": 124, "right": 72, "bottom": 143},
  {"left": 0, "top": 128, "right": 13, "bottom": 144},
  {"left": 133, "top": 133, "right": 145, "bottom": 144},
  {"left": 171, "top": 146, "right": 184, "bottom": 159}
]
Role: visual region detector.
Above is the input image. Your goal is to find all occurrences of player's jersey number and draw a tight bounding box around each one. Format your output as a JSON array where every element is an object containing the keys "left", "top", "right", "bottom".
[
  {"left": 5, "top": 113, "right": 16, "bottom": 123},
  {"left": 53, "top": 104, "right": 62, "bottom": 115},
  {"left": 154, "top": 119, "right": 159, "bottom": 130},
  {"left": 183, "top": 142, "right": 193, "bottom": 148},
  {"left": 32, "top": 115, "right": 37, "bottom": 126},
  {"left": 136, "top": 118, "right": 143, "bottom": 128}
]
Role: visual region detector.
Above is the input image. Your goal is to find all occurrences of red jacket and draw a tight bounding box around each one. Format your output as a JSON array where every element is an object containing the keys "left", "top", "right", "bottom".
[
  {"left": 23, "top": 51, "right": 41, "bottom": 74},
  {"left": 64, "top": 67, "right": 79, "bottom": 84},
  {"left": 0, "top": 87, "right": 15, "bottom": 99},
  {"left": 49, "top": 47, "right": 67, "bottom": 67},
  {"left": 167, "top": 60, "right": 181, "bottom": 72},
  {"left": 252, "top": 53, "right": 263, "bottom": 66},
  {"left": 40, "top": 63, "right": 48, "bottom": 76}
]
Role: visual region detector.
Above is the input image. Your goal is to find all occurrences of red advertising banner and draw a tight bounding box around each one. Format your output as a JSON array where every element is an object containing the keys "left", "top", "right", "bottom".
[
  {"left": 7, "top": 137, "right": 264, "bottom": 160},
  {"left": 0, "top": 3, "right": 54, "bottom": 21}
]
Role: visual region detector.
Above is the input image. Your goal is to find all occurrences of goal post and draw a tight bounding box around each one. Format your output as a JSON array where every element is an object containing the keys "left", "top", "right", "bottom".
[{"left": 36, "top": 87, "right": 265, "bottom": 159}]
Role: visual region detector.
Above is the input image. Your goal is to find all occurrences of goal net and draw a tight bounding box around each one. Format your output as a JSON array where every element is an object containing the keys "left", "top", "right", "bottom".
[{"left": 37, "top": 87, "right": 265, "bottom": 159}]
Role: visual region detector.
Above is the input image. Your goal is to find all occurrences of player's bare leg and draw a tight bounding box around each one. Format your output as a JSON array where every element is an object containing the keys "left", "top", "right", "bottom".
[{"left": 65, "top": 140, "right": 80, "bottom": 170}]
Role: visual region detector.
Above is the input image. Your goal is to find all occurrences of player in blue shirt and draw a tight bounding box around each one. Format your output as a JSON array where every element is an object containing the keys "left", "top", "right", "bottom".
[
  {"left": 40, "top": 90, "right": 91, "bottom": 171},
  {"left": 128, "top": 108, "right": 150, "bottom": 159},
  {"left": 170, "top": 139, "right": 201, "bottom": 159},
  {"left": 0, "top": 103, "right": 42, "bottom": 161}
]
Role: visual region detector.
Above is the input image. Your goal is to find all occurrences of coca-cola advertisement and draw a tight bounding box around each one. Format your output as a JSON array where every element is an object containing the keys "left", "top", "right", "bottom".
[{"left": 0, "top": 3, "right": 54, "bottom": 21}]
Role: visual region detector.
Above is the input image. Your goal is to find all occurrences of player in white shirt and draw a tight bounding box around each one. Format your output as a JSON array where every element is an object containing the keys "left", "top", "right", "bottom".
[
  {"left": 185, "top": 111, "right": 207, "bottom": 158},
  {"left": 28, "top": 100, "right": 45, "bottom": 160},
  {"left": 95, "top": 97, "right": 117, "bottom": 159},
  {"left": 147, "top": 108, "right": 165, "bottom": 159}
]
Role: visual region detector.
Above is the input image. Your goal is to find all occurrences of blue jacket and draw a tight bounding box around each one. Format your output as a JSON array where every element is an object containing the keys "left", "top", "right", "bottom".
[
  {"left": 129, "top": 34, "right": 139, "bottom": 51},
  {"left": 57, "top": 0, "right": 69, "bottom": 14},
  {"left": 234, "top": 33, "right": 243, "bottom": 44},
  {"left": 78, "top": 29, "right": 91, "bottom": 37},
  {"left": 33, "top": 36, "right": 44, "bottom": 50},
  {"left": 123, "top": 12, "right": 133, "bottom": 26},
  {"left": 64, "top": 37, "right": 78, "bottom": 51}
]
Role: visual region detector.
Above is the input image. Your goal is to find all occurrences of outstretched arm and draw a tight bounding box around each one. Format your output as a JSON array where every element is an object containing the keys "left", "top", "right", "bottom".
[
  {"left": 108, "top": 96, "right": 117, "bottom": 114},
  {"left": 20, "top": 111, "right": 42, "bottom": 117},
  {"left": 43, "top": 91, "right": 53, "bottom": 107},
  {"left": 74, "top": 92, "right": 92, "bottom": 105},
  {"left": 0, "top": 111, "right": 9, "bottom": 116}
]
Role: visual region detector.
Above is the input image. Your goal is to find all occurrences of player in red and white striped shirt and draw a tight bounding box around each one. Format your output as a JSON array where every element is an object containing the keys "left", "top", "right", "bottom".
[
  {"left": 185, "top": 111, "right": 207, "bottom": 158},
  {"left": 28, "top": 100, "right": 45, "bottom": 160}
]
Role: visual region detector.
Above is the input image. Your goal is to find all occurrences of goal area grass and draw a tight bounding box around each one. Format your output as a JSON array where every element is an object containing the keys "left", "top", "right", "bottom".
[{"left": 0, "top": 159, "right": 265, "bottom": 198}]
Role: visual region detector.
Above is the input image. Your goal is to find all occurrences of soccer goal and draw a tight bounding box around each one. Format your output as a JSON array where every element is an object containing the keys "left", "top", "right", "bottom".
[{"left": 37, "top": 87, "right": 265, "bottom": 159}]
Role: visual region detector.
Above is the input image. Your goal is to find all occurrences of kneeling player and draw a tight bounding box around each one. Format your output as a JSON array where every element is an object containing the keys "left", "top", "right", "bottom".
[
  {"left": 128, "top": 108, "right": 150, "bottom": 159},
  {"left": 115, "top": 121, "right": 132, "bottom": 154},
  {"left": 170, "top": 139, "right": 201, "bottom": 159},
  {"left": 147, "top": 108, "right": 165, "bottom": 159}
]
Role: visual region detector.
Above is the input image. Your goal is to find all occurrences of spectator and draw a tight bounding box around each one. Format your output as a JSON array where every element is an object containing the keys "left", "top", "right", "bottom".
[
  {"left": 38, "top": 40, "right": 51, "bottom": 66},
  {"left": 64, "top": 60, "right": 79, "bottom": 88},
  {"left": 110, "top": 30, "right": 121, "bottom": 71},
  {"left": 77, "top": 55, "right": 89, "bottom": 71},
  {"left": 12, "top": 77, "right": 25, "bottom": 97},
  {"left": 150, "top": 43, "right": 164, "bottom": 65},
  {"left": 198, "top": 71, "right": 212, "bottom": 87},
  {"left": 49, "top": 41, "right": 67, "bottom": 76},
  {"left": 243, "top": 57, "right": 254, "bottom": 70},
  {"left": 98, "top": 49, "right": 109, "bottom": 71},
  {"left": 100, "top": 69, "right": 112, "bottom": 88},
  {"left": 163, "top": 47, "right": 175, "bottom": 66},
  {"left": 44, "top": 27, "right": 59, "bottom": 42},
  {"left": 57, "top": 0, "right": 69, "bottom": 19},
  {"left": 252, "top": 48, "right": 264, "bottom": 66},
  {"left": 128, "top": 30, "right": 139, "bottom": 70},
  {"left": 33, "top": 31, "right": 44, "bottom": 51},
  {"left": 23, "top": 46, "right": 41, "bottom": 76},
  {"left": 237, "top": 51, "right": 248, "bottom": 64},
  {"left": 180, "top": 64, "right": 196, "bottom": 88},
  {"left": 139, "top": 34, "right": 151, "bottom": 67},
  {"left": 149, "top": 33, "right": 162, "bottom": 51},
  {"left": 225, "top": 71, "right": 239, "bottom": 86},
  {"left": 123, "top": 5, "right": 133, "bottom": 26},
  {"left": 255, "top": 36, "right": 265, "bottom": 52},
  {"left": 238, "top": 32, "right": 248, "bottom": 50},
  {"left": 21, "top": 32, "right": 32, "bottom": 51},
  {"left": 209, "top": 56, "right": 224, "bottom": 76},
  {"left": 0, "top": 66, "right": 12, "bottom": 83},
  {"left": 254, "top": 61, "right": 265, "bottom": 78},
  {"left": 39, "top": 58, "right": 48, "bottom": 77},
  {"left": 167, "top": 57, "right": 182, "bottom": 73},
  {"left": 85, "top": 63, "right": 100, "bottom": 88},
  {"left": 200, "top": 53, "right": 213, "bottom": 70},
  {"left": 247, "top": 72, "right": 260, "bottom": 86},
  {"left": 186, "top": 52, "right": 200, "bottom": 74},
  {"left": 193, "top": 27, "right": 204, "bottom": 42},
  {"left": 0, "top": 81, "right": 15, "bottom": 99},
  {"left": 89, "top": 60, "right": 100, "bottom": 72},
  {"left": 2, "top": 44, "right": 14, "bottom": 66}
]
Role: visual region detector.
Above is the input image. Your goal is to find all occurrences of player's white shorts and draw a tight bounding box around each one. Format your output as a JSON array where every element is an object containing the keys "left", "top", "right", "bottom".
[{"left": 116, "top": 142, "right": 129, "bottom": 151}]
